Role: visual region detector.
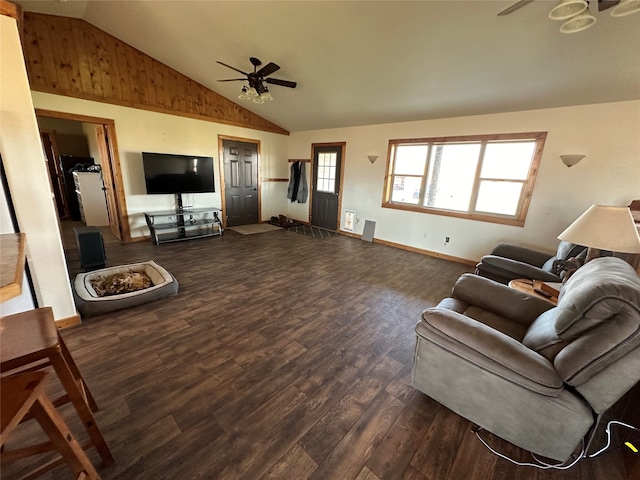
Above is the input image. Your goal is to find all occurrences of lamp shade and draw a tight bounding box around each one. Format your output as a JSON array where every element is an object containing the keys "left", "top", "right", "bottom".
[
  {"left": 610, "top": 0, "right": 640, "bottom": 17},
  {"left": 559, "top": 11, "right": 597, "bottom": 33},
  {"left": 549, "top": 0, "right": 588, "bottom": 20},
  {"left": 558, "top": 205, "right": 640, "bottom": 253},
  {"left": 238, "top": 87, "right": 251, "bottom": 100}
]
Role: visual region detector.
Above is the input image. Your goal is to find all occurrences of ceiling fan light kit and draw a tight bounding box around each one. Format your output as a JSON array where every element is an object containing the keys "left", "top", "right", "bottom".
[
  {"left": 610, "top": 0, "right": 640, "bottom": 16},
  {"left": 548, "top": 0, "right": 588, "bottom": 20},
  {"left": 219, "top": 57, "right": 297, "bottom": 105},
  {"left": 502, "top": 0, "right": 640, "bottom": 33},
  {"left": 252, "top": 92, "right": 273, "bottom": 104},
  {"left": 560, "top": 10, "right": 598, "bottom": 32},
  {"left": 238, "top": 86, "right": 256, "bottom": 100},
  {"left": 238, "top": 88, "right": 249, "bottom": 100}
]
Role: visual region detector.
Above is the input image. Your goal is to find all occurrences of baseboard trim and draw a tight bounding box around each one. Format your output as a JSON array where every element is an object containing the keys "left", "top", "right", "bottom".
[
  {"left": 131, "top": 235, "right": 150, "bottom": 243},
  {"left": 55, "top": 313, "right": 82, "bottom": 329},
  {"left": 338, "top": 231, "right": 476, "bottom": 267}
]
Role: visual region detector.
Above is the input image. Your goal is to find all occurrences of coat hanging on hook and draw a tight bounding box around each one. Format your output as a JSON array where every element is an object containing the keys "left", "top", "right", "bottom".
[{"left": 287, "top": 161, "right": 308, "bottom": 203}]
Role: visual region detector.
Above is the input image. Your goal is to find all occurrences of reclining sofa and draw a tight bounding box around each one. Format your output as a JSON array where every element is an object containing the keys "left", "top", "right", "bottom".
[{"left": 412, "top": 257, "right": 640, "bottom": 462}]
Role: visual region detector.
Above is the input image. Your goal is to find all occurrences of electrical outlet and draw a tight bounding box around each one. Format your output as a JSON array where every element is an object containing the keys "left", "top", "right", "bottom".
[{"left": 444, "top": 236, "right": 450, "bottom": 245}]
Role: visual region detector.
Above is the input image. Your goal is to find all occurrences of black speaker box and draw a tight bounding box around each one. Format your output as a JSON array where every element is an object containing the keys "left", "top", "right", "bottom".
[{"left": 73, "top": 227, "right": 106, "bottom": 270}]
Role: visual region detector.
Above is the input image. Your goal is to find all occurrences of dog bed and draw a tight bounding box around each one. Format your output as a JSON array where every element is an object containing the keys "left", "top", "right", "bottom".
[{"left": 73, "top": 260, "right": 178, "bottom": 316}]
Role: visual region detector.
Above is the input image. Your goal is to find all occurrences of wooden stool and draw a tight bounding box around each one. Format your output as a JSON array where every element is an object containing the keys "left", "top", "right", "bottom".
[
  {"left": 0, "top": 308, "right": 113, "bottom": 465},
  {"left": 1, "top": 371, "right": 101, "bottom": 479}
]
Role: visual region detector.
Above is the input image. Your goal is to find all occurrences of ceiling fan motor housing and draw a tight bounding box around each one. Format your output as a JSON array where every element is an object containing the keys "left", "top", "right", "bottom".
[{"left": 248, "top": 73, "right": 269, "bottom": 94}]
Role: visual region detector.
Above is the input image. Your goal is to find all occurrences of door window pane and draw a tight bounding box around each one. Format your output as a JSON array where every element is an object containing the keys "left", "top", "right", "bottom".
[{"left": 316, "top": 152, "right": 337, "bottom": 193}]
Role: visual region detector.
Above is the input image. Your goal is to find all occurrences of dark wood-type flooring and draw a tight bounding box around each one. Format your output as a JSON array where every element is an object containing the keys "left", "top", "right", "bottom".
[{"left": 3, "top": 222, "right": 635, "bottom": 479}]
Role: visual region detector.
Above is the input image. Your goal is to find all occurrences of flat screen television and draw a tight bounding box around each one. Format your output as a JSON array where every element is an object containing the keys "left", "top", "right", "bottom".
[{"left": 142, "top": 152, "right": 215, "bottom": 194}]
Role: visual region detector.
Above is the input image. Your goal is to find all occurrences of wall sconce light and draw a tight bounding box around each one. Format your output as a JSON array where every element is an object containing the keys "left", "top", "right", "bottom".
[
  {"left": 560, "top": 154, "right": 585, "bottom": 167},
  {"left": 367, "top": 155, "right": 378, "bottom": 164}
]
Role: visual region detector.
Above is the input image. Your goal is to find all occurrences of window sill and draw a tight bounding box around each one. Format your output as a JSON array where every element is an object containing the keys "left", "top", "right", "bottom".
[{"left": 381, "top": 202, "right": 526, "bottom": 227}]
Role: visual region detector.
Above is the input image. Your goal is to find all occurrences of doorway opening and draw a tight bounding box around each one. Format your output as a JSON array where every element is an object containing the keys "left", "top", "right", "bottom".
[{"left": 35, "top": 110, "right": 129, "bottom": 242}]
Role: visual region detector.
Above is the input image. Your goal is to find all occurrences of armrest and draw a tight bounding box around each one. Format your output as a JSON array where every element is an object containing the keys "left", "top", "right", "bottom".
[
  {"left": 417, "top": 308, "right": 563, "bottom": 396},
  {"left": 452, "top": 274, "right": 555, "bottom": 326},
  {"left": 479, "top": 255, "right": 562, "bottom": 283},
  {"left": 491, "top": 243, "right": 554, "bottom": 267}
]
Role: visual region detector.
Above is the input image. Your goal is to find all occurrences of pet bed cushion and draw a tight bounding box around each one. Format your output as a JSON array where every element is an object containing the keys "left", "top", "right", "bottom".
[{"left": 73, "top": 260, "right": 178, "bottom": 316}]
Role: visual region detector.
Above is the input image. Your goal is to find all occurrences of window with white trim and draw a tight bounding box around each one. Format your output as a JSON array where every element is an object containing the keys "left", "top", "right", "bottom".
[{"left": 382, "top": 132, "right": 546, "bottom": 226}]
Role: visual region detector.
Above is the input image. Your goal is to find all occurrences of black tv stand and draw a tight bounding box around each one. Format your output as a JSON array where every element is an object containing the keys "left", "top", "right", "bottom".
[
  {"left": 144, "top": 207, "right": 223, "bottom": 245},
  {"left": 176, "top": 193, "right": 186, "bottom": 213}
]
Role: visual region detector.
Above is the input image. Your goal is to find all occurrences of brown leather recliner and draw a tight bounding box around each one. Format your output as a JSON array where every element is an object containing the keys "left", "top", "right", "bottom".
[{"left": 412, "top": 257, "right": 640, "bottom": 462}]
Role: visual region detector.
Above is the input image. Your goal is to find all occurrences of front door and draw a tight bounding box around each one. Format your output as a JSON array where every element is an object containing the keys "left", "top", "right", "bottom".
[
  {"left": 223, "top": 139, "right": 259, "bottom": 227},
  {"left": 311, "top": 144, "right": 343, "bottom": 231}
]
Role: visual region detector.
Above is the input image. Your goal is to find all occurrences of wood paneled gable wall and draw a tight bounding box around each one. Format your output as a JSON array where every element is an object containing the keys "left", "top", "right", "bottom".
[{"left": 22, "top": 12, "right": 289, "bottom": 135}]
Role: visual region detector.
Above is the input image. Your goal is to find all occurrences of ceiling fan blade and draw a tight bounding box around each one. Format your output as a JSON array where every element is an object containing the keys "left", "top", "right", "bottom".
[
  {"left": 497, "top": 0, "right": 535, "bottom": 16},
  {"left": 216, "top": 61, "right": 248, "bottom": 76},
  {"left": 265, "top": 78, "right": 297, "bottom": 89},
  {"left": 217, "top": 78, "right": 246, "bottom": 82},
  {"left": 256, "top": 62, "right": 280, "bottom": 77}
]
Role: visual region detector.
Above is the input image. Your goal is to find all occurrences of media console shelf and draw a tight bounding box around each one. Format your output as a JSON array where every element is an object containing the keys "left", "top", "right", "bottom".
[{"left": 144, "top": 208, "right": 223, "bottom": 245}]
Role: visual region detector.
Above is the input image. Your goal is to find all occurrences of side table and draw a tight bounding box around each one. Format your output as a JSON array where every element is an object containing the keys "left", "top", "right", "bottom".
[{"left": 508, "top": 279, "right": 561, "bottom": 305}]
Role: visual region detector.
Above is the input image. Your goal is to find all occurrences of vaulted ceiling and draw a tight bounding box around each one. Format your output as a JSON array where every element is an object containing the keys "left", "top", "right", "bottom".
[{"left": 15, "top": 0, "right": 640, "bottom": 132}]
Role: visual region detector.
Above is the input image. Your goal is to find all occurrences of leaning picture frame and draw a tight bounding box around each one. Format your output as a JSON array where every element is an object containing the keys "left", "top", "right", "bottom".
[{"left": 343, "top": 209, "right": 356, "bottom": 232}]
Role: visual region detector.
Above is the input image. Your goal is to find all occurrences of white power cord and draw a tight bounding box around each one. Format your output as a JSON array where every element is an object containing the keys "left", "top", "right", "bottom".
[
  {"left": 474, "top": 419, "right": 639, "bottom": 470},
  {"left": 587, "top": 420, "right": 640, "bottom": 458},
  {"left": 473, "top": 427, "right": 584, "bottom": 470}
]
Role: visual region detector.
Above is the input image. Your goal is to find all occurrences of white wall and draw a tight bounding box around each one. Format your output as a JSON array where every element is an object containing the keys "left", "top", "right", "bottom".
[
  {"left": 32, "top": 92, "right": 290, "bottom": 239},
  {"left": 289, "top": 101, "right": 640, "bottom": 262},
  {"left": 0, "top": 176, "right": 35, "bottom": 316},
  {"left": 0, "top": 14, "right": 76, "bottom": 321},
  {"left": 83, "top": 122, "right": 102, "bottom": 165},
  {"left": 26, "top": 72, "right": 640, "bottom": 267}
]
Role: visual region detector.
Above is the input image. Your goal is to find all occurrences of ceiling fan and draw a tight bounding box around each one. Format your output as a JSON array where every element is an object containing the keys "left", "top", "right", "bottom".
[
  {"left": 498, "top": 0, "right": 638, "bottom": 33},
  {"left": 217, "top": 57, "right": 297, "bottom": 103},
  {"left": 497, "top": 0, "right": 620, "bottom": 16}
]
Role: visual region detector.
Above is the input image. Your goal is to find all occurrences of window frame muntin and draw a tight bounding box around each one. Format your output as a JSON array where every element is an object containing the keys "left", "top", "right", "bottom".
[{"left": 382, "top": 132, "right": 547, "bottom": 227}]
